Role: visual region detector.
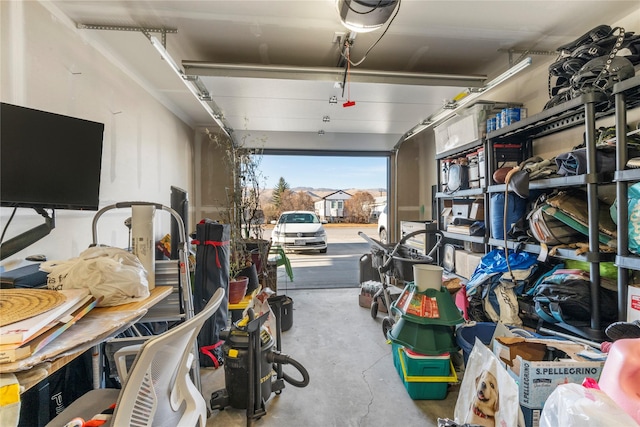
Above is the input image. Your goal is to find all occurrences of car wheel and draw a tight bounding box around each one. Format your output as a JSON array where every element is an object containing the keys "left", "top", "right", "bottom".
[
  {"left": 320, "top": 248, "right": 327, "bottom": 253},
  {"left": 379, "top": 228, "right": 387, "bottom": 244}
]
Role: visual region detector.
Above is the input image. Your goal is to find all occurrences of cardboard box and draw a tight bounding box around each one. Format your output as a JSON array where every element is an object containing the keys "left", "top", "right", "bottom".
[
  {"left": 463, "top": 241, "right": 484, "bottom": 253},
  {"left": 493, "top": 337, "right": 547, "bottom": 367},
  {"left": 454, "top": 250, "right": 484, "bottom": 279},
  {"left": 469, "top": 200, "right": 484, "bottom": 220},
  {"left": 466, "top": 252, "right": 483, "bottom": 277},
  {"left": 493, "top": 337, "right": 605, "bottom": 427},
  {"left": 628, "top": 285, "right": 640, "bottom": 322},
  {"left": 441, "top": 207, "right": 453, "bottom": 226},
  {"left": 454, "top": 250, "right": 467, "bottom": 278},
  {"left": 451, "top": 202, "right": 470, "bottom": 219}
]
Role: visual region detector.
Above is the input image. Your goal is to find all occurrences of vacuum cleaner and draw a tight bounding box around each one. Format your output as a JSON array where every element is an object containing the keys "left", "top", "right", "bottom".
[{"left": 210, "top": 306, "right": 310, "bottom": 425}]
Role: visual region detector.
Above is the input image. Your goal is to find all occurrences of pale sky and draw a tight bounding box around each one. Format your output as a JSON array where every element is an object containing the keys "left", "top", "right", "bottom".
[{"left": 258, "top": 155, "right": 388, "bottom": 191}]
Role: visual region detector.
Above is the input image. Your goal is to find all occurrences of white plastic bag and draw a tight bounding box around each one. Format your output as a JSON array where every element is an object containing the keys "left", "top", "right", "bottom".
[
  {"left": 454, "top": 337, "right": 522, "bottom": 427},
  {"left": 244, "top": 287, "right": 277, "bottom": 341},
  {"left": 41, "top": 246, "right": 150, "bottom": 307},
  {"left": 540, "top": 382, "right": 639, "bottom": 427}
]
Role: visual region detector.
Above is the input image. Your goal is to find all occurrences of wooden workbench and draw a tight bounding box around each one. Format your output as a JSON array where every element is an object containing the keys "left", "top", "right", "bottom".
[{"left": 0, "top": 285, "right": 173, "bottom": 391}]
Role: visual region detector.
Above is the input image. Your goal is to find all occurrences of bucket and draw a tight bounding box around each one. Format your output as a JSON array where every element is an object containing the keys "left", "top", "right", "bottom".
[
  {"left": 489, "top": 192, "right": 527, "bottom": 240},
  {"left": 412, "top": 264, "right": 443, "bottom": 292},
  {"left": 238, "top": 263, "right": 260, "bottom": 295},
  {"left": 455, "top": 322, "right": 496, "bottom": 366},
  {"left": 359, "top": 253, "right": 380, "bottom": 284},
  {"left": 268, "top": 295, "right": 293, "bottom": 332}
]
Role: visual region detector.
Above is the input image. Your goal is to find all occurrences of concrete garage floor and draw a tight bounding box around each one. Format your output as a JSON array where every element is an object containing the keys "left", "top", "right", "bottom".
[{"left": 202, "top": 287, "right": 462, "bottom": 427}]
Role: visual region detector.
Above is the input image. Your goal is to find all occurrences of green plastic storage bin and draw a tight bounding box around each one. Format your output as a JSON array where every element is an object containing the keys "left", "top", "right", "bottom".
[{"left": 392, "top": 344, "right": 457, "bottom": 400}]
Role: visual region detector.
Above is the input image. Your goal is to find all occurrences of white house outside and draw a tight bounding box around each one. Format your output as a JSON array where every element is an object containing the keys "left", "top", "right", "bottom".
[{"left": 314, "top": 190, "right": 352, "bottom": 223}]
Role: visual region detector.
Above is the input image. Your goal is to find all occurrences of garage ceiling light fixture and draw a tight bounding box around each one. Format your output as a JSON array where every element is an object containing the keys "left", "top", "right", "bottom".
[
  {"left": 149, "top": 36, "right": 232, "bottom": 139},
  {"left": 402, "top": 57, "right": 533, "bottom": 142}
]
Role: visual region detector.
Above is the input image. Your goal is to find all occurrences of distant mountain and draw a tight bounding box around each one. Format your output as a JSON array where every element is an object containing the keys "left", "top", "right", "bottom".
[
  {"left": 259, "top": 187, "right": 387, "bottom": 204},
  {"left": 290, "top": 187, "right": 386, "bottom": 194}
]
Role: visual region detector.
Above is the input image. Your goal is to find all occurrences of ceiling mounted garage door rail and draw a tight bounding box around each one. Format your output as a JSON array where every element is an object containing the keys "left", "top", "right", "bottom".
[{"left": 181, "top": 62, "right": 487, "bottom": 89}]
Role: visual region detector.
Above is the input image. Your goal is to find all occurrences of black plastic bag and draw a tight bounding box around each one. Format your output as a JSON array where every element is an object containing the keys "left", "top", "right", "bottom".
[{"left": 533, "top": 269, "right": 617, "bottom": 323}]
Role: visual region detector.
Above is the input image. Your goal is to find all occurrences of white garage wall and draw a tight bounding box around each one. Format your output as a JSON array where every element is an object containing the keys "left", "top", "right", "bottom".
[{"left": 1, "top": 1, "right": 195, "bottom": 266}]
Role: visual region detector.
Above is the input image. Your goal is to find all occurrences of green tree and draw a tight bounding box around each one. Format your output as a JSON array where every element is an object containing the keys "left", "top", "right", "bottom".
[{"left": 272, "top": 177, "right": 290, "bottom": 208}]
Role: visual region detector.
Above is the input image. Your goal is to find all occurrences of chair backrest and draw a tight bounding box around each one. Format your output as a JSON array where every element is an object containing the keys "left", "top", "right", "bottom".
[{"left": 111, "top": 288, "right": 225, "bottom": 427}]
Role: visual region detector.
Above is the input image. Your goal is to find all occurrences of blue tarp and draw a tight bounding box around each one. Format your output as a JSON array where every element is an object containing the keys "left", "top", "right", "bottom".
[{"left": 465, "top": 249, "right": 539, "bottom": 296}]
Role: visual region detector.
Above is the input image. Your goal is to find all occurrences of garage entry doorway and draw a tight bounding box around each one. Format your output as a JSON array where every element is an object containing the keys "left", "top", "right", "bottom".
[{"left": 259, "top": 151, "right": 390, "bottom": 290}]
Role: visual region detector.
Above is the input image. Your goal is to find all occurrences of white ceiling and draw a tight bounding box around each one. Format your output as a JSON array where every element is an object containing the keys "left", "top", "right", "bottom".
[{"left": 48, "top": 0, "right": 639, "bottom": 152}]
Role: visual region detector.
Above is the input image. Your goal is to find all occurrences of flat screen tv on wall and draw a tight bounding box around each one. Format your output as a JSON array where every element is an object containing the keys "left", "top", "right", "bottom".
[{"left": 1, "top": 102, "right": 105, "bottom": 211}]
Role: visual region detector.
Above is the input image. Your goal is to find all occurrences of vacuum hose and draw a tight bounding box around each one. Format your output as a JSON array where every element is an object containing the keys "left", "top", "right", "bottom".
[{"left": 267, "top": 352, "right": 310, "bottom": 388}]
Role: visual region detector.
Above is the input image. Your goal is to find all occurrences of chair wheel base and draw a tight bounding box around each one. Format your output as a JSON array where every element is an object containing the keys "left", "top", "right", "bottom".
[{"left": 210, "top": 388, "right": 229, "bottom": 411}]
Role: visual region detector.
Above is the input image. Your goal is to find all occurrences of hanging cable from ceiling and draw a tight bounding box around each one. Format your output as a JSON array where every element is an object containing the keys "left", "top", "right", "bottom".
[
  {"left": 338, "top": 0, "right": 401, "bottom": 68},
  {"left": 342, "top": 44, "right": 356, "bottom": 107}
]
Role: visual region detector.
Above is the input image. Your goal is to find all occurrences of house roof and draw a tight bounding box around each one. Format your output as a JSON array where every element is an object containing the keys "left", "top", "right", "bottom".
[{"left": 320, "top": 190, "right": 353, "bottom": 200}]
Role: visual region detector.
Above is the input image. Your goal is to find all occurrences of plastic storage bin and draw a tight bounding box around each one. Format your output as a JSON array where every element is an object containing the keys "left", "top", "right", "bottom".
[
  {"left": 455, "top": 322, "right": 497, "bottom": 366},
  {"left": 392, "top": 343, "right": 457, "bottom": 400}
]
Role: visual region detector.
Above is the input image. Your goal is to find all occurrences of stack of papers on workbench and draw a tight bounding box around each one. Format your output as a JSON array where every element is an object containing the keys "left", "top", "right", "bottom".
[{"left": 0, "top": 288, "right": 98, "bottom": 363}]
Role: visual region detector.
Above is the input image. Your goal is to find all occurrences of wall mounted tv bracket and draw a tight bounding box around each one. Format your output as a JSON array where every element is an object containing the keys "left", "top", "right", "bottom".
[{"left": 0, "top": 208, "right": 55, "bottom": 261}]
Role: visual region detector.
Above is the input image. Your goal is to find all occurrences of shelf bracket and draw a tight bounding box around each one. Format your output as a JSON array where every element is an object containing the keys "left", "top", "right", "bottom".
[
  {"left": 76, "top": 23, "right": 178, "bottom": 49},
  {"left": 498, "top": 48, "right": 557, "bottom": 67}
]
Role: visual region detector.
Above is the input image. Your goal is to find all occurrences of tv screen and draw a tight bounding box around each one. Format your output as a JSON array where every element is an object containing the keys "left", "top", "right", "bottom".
[{"left": 1, "top": 103, "right": 104, "bottom": 211}]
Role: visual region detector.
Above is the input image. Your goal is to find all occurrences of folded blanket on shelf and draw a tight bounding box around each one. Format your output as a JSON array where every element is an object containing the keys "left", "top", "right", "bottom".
[{"left": 555, "top": 147, "right": 616, "bottom": 176}]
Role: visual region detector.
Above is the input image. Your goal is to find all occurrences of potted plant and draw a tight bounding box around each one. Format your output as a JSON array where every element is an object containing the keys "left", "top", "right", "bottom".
[
  {"left": 228, "top": 252, "right": 251, "bottom": 303},
  {"left": 205, "top": 127, "right": 269, "bottom": 296}
]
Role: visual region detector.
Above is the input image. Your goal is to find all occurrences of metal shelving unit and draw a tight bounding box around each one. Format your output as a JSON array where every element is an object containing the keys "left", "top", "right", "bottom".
[
  {"left": 486, "top": 173, "right": 614, "bottom": 194},
  {"left": 613, "top": 76, "right": 640, "bottom": 320},
  {"left": 484, "top": 91, "right": 613, "bottom": 340}
]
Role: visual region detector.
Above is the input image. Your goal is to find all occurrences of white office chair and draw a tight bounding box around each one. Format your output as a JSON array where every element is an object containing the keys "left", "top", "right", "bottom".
[{"left": 46, "top": 288, "right": 225, "bottom": 427}]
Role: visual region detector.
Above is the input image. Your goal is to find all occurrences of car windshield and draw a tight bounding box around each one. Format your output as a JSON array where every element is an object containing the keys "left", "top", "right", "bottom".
[{"left": 279, "top": 213, "right": 319, "bottom": 224}]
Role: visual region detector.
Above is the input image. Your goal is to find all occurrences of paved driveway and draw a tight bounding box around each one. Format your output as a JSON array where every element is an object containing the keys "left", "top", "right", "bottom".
[{"left": 272, "top": 224, "right": 378, "bottom": 290}]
